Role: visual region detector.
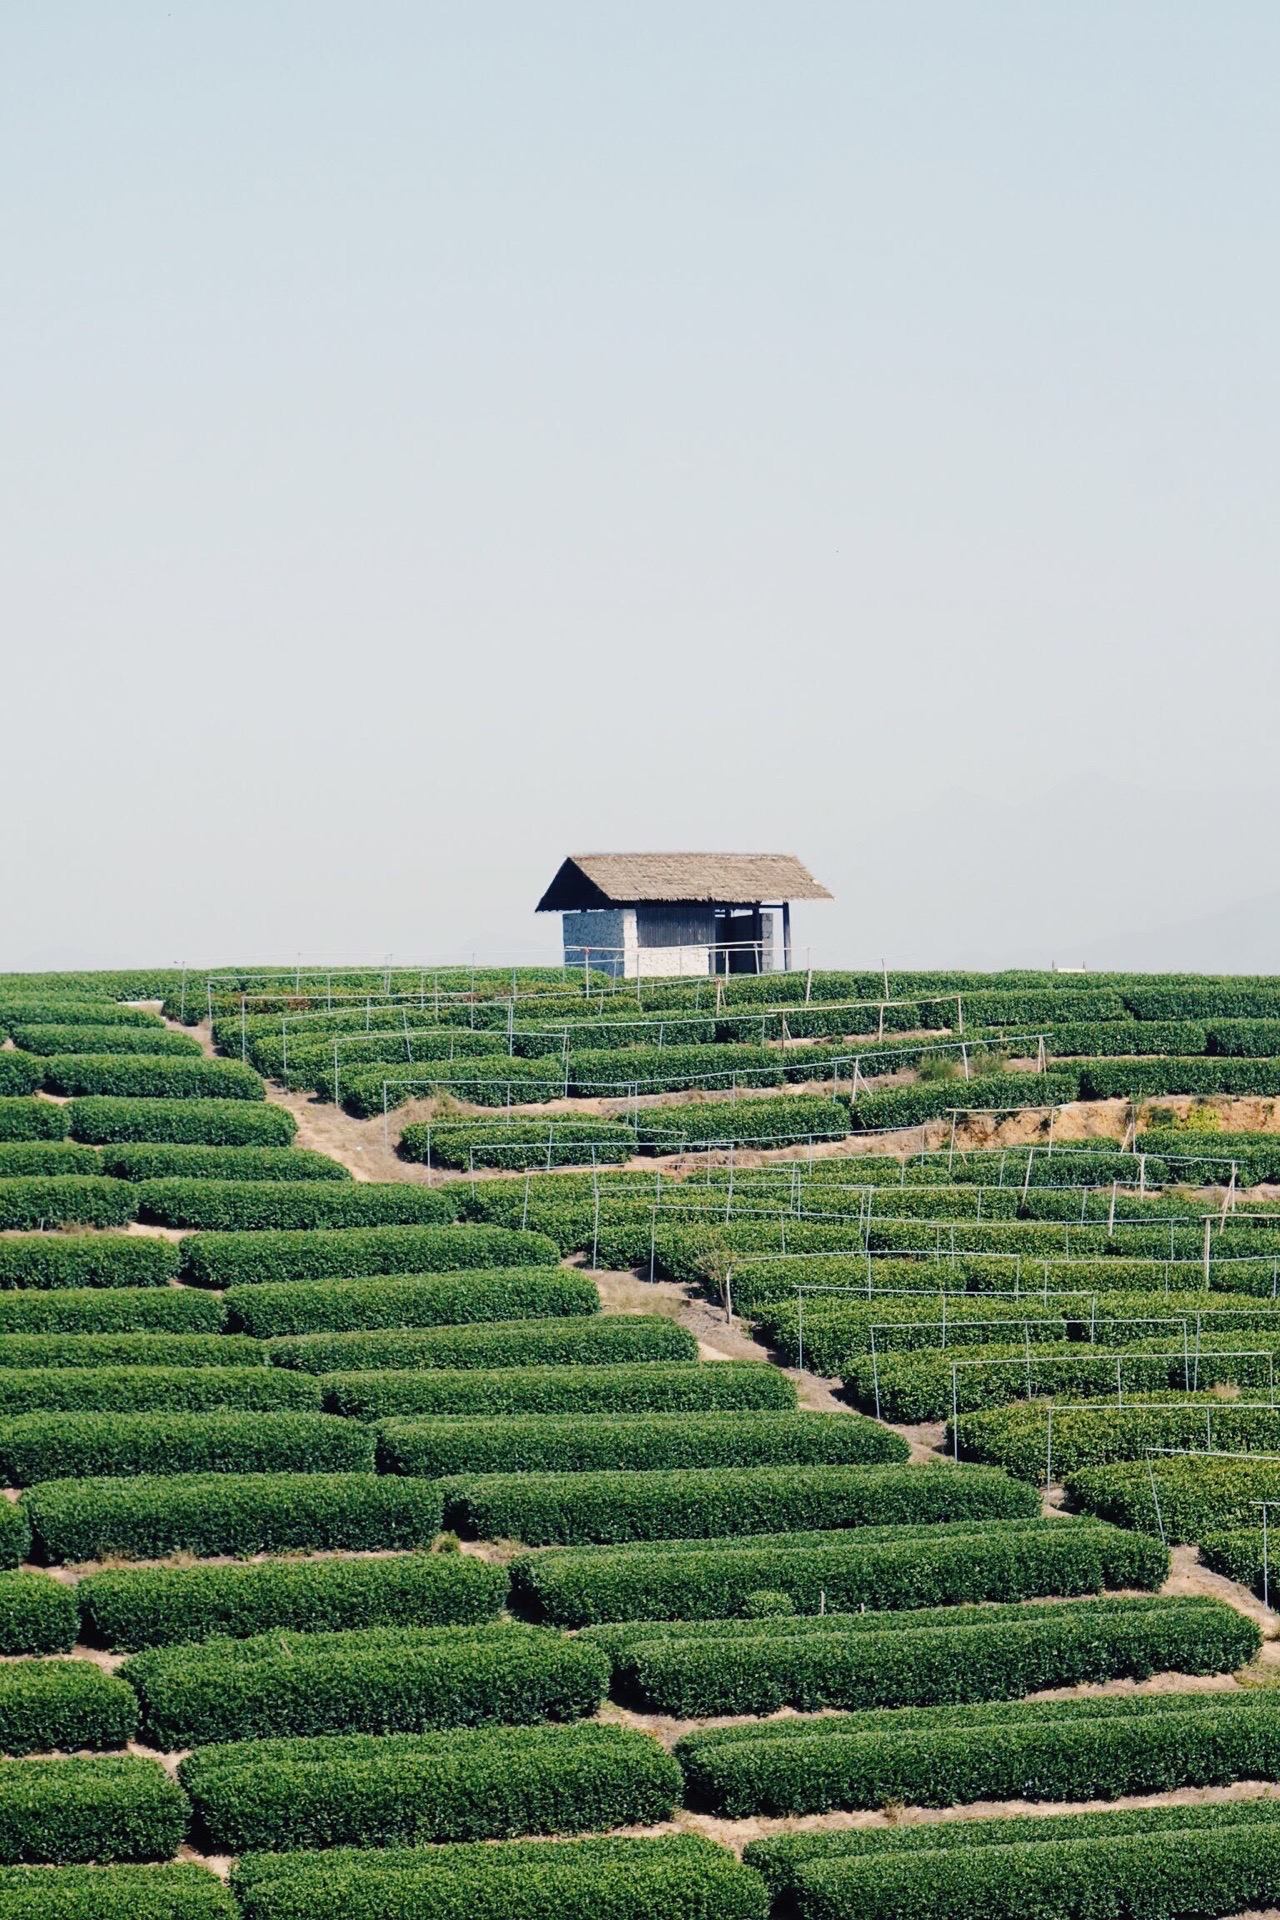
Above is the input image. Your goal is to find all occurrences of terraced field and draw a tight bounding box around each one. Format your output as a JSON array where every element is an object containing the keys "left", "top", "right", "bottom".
[{"left": 8, "top": 962, "right": 1280, "bottom": 1917}]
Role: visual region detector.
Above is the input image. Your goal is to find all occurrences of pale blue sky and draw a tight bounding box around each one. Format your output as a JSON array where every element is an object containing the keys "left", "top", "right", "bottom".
[{"left": 4, "top": 5, "right": 1278, "bottom": 969}]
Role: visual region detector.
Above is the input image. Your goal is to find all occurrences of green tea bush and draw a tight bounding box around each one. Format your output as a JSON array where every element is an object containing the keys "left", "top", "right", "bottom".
[
  {"left": 272, "top": 1314, "right": 696, "bottom": 1374},
  {"left": 0, "top": 1235, "right": 179, "bottom": 1291},
  {"left": 633, "top": 1097, "right": 851, "bottom": 1151},
  {"left": 1080, "top": 1058, "right": 1280, "bottom": 1099},
  {"left": 382, "top": 1410, "right": 905, "bottom": 1479},
  {"left": 1067, "top": 1457, "right": 1280, "bottom": 1542},
  {"left": 69, "top": 1098, "right": 296, "bottom": 1145},
  {"left": 676, "top": 1688, "right": 1280, "bottom": 1816},
  {"left": 42, "top": 1057, "right": 265, "bottom": 1100},
  {"left": 1200, "top": 1526, "right": 1277, "bottom": 1591},
  {"left": 0, "top": 1508, "right": 31, "bottom": 1570},
  {"left": 1041, "top": 1020, "right": 1208, "bottom": 1057},
  {"left": 567, "top": 1044, "right": 784, "bottom": 1096},
  {"left": 0, "top": 1573, "right": 78, "bottom": 1653},
  {"left": 227, "top": 1269, "right": 597, "bottom": 1339},
  {"left": 139, "top": 1180, "right": 465, "bottom": 1232},
  {"left": 179, "top": 1221, "right": 551, "bottom": 1287},
  {"left": 230, "top": 1834, "right": 768, "bottom": 1920},
  {"left": 0, "top": 1102, "right": 68, "bottom": 1143},
  {"left": 0, "top": 1144, "right": 100, "bottom": 1177},
  {"left": 0, "top": 1179, "right": 137, "bottom": 1231},
  {"left": 401, "top": 1118, "right": 637, "bottom": 1171},
  {"left": 511, "top": 1517, "right": 1167, "bottom": 1626},
  {"left": 955, "top": 1401, "right": 1280, "bottom": 1482},
  {"left": 25, "top": 1472, "right": 443, "bottom": 1563},
  {"left": 0, "top": 1058, "right": 43, "bottom": 1099},
  {"left": 0, "top": 1863, "right": 236, "bottom": 1919},
  {"left": 592, "top": 1593, "right": 1256, "bottom": 1717},
  {"left": 323, "top": 1359, "right": 796, "bottom": 1419},
  {"left": 0, "top": 1410, "right": 373, "bottom": 1485},
  {"left": 0, "top": 1366, "right": 311, "bottom": 1413},
  {"left": 100, "top": 1145, "right": 347, "bottom": 1182},
  {"left": 0, "top": 1660, "right": 138, "bottom": 1754},
  {"left": 850, "top": 1072, "right": 1080, "bottom": 1132},
  {"left": 0, "top": 1293, "right": 223, "bottom": 1337},
  {"left": 0, "top": 1002, "right": 161, "bottom": 1029},
  {"left": 12, "top": 1025, "right": 203, "bottom": 1058},
  {"left": 341, "top": 1056, "right": 563, "bottom": 1116},
  {"left": 123, "top": 1622, "right": 609, "bottom": 1746},
  {"left": 442, "top": 1461, "right": 1037, "bottom": 1546},
  {"left": 182, "top": 1722, "right": 679, "bottom": 1852},
  {"left": 0, "top": 1755, "right": 187, "bottom": 1864},
  {"left": 81, "top": 1552, "right": 505, "bottom": 1651},
  {"left": 841, "top": 1344, "right": 1212, "bottom": 1424}
]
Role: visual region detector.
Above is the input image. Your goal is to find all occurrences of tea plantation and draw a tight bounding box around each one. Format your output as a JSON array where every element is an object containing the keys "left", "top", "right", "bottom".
[{"left": 5, "top": 961, "right": 1280, "bottom": 1917}]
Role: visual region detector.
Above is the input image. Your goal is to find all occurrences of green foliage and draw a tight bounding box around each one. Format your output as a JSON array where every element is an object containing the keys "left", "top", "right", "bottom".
[
  {"left": 81, "top": 1552, "right": 505, "bottom": 1650},
  {"left": 0, "top": 1756, "right": 187, "bottom": 1865},
  {"left": 341, "top": 1055, "right": 564, "bottom": 1115},
  {"left": 42, "top": 1057, "right": 265, "bottom": 1100},
  {"left": 122, "top": 1621, "right": 609, "bottom": 1746},
  {"left": 139, "top": 1180, "right": 465, "bottom": 1231},
  {"left": 633, "top": 1097, "right": 851, "bottom": 1150},
  {"left": 382, "top": 1410, "right": 906, "bottom": 1478},
  {"left": 1200, "top": 1527, "right": 1276, "bottom": 1592},
  {"left": 69, "top": 1098, "right": 297, "bottom": 1145},
  {"left": 0, "top": 1660, "right": 138, "bottom": 1755},
  {"left": 0, "top": 1235, "right": 179, "bottom": 1291},
  {"left": 0, "top": 1862, "right": 236, "bottom": 1918},
  {"left": 1080, "top": 1057, "right": 1280, "bottom": 1099},
  {"left": 400, "top": 1118, "right": 637, "bottom": 1171},
  {"left": 441, "top": 1461, "right": 1037, "bottom": 1547},
  {"left": 955, "top": 1401, "right": 1280, "bottom": 1481},
  {"left": 0, "top": 1179, "right": 137, "bottom": 1231},
  {"left": 179, "top": 1221, "right": 552, "bottom": 1287},
  {"left": 511, "top": 1517, "right": 1167, "bottom": 1627},
  {"left": 850, "top": 1072, "right": 1079, "bottom": 1132},
  {"left": 567, "top": 1043, "right": 784, "bottom": 1096},
  {"left": 0, "top": 1291, "right": 222, "bottom": 1336},
  {"left": 12, "top": 1025, "right": 202, "bottom": 1057},
  {"left": 182, "top": 1722, "right": 679, "bottom": 1852},
  {"left": 0, "top": 1411, "right": 373, "bottom": 1486},
  {"left": 590, "top": 1593, "right": 1256, "bottom": 1717},
  {"left": 0, "top": 1057, "right": 44, "bottom": 1098},
  {"left": 0, "top": 1102, "right": 69, "bottom": 1143},
  {"left": 272, "top": 1314, "right": 697, "bottom": 1374},
  {"left": 99, "top": 1144, "right": 347, "bottom": 1182},
  {"left": 676, "top": 1689, "right": 1280, "bottom": 1817},
  {"left": 227, "top": 1268, "right": 597, "bottom": 1339},
  {"left": 0, "top": 1366, "right": 313, "bottom": 1413},
  {"left": 25, "top": 1472, "right": 443, "bottom": 1563},
  {"left": 0, "top": 1002, "right": 163, "bottom": 1029},
  {"left": 1067, "top": 1456, "right": 1280, "bottom": 1542},
  {"left": 0, "top": 1573, "right": 78, "bottom": 1653},
  {"left": 0, "top": 1143, "right": 100, "bottom": 1177},
  {"left": 0, "top": 1508, "right": 31, "bottom": 1571},
  {"left": 841, "top": 1342, "right": 1226, "bottom": 1424},
  {"left": 231, "top": 1834, "right": 769, "bottom": 1920},
  {"left": 322, "top": 1359, "right": 796, "bottom": 1419}
]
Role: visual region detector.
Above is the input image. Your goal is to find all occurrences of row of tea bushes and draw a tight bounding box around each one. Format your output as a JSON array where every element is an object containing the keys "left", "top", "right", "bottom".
[
  {"left": 178, "top": 1223, "right": 557, "bottom": 1287},
  {"left": 319, "top": 1359, "right": 795, "bottom": 1418},
  {"left": 0, "top": 1755, "right": 185, "bottom": 1866},
  {"left": 1067, "top": 1455, "right": 1280, "bottom": 1541},
  {"left": 583, "top": 1593, "right": 1256, "bottom": 1716},
  {"left": 0, "top": 1365, "right": 319, "bottom": 1413},
  {"left": 953, "top": 1399, "right": 1280, "bottom": 1481},
  {"left": 0, "top": 1410, "right": 376, "bottom": 1485},
  {"left": 224, "top": 1268, "right": 600, "bottom": 1339},
  {"left": 266, "top": 1314, "right": 697, "bottom": 1373}
]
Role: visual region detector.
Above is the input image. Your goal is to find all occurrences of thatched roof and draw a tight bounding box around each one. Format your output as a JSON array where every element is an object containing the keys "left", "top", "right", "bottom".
[{"left": 536, "top": 853, "right": 833, "bottom": 911}]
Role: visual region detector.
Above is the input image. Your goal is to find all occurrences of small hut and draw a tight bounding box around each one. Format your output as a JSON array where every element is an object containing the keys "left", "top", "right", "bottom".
[{"left": 536, "top": 852, "right": 832, "bottom": 979}]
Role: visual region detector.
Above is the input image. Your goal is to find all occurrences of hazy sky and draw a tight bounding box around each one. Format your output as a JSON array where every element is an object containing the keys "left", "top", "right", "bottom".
[{"left": 4, "top": 5, "right": 1278, "bottom": 971}]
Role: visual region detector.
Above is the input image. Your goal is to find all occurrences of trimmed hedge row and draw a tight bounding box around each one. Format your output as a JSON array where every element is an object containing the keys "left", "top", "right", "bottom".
[
  {"left": 182, "top": 1722, "right": 679, "bottom": 1852},
  {"left": 42, "top": 1057, "right": 265, "bottom": 1100},
  {"left": 340, "top": 1056, "right": 564, "bottom": 1116},
  {"left": 441, "top": 1462, "right": 1039, "bottom": 1547},
  {"left": 0, "top": 1179, "right": 136, "bottom": 1231},
  {"left": 121, "top": 1622, "right": 609, "bottom": 1746},
  {"left": 850, "top": 1072, "right": 1080, "bottom": 1133},
  {"left": 0, "top": 1143, "right": 100, "bottom": 1177},
  {"left": 955, "top": 1401, "right": 1280, "bottom": 1481},
  {"left": 13, "top": 1025, "right": 202, "bottom": 1057},
  {"left": 632, "top": 1097, "right": 851, "bottom": 1150},
  {"left": 0, "top": 1755, "right": 187, "bottom": 1865},
  {"left": 69, "top": 1098, "right": 297, "bottom": 1145},
  {"left": 841, "top": 1342, "right": 1238, "bottom": 1423},
  {"left": 0, "top": 1509, "right": 31, "bottom": 1570},
  {"left": 0, "top": 1660, "right": 138, "bottom": 1754},
  {"left": 81, "top": 1552, "right": 506, "bottom": 1651},
  {"left": 400, "top": 1118, "right": 637, "bottom": 1171},
  {"left": 762, "top": 1803, "right": 1280, "bottom": 1920},
  {"left": 589, "top": 1593, "right": 1256, "bottom": 1717},
  {"left": 0, "top": 1293, "right": 223, "bottom": 1336},
  {"left": 226, "top": 1268, "right": 598, "bottom": 1339},
  {"left": 0, "top": 1366, "right": 312, "bottom": 1413},
  {"left": 1200, "top": 1527, "right": 1276, "bottom": 1591},
  {"left": 567, "top": 1044, "right": 785, "bottom": 1095},
  {"left": 0, "top": 1573, "right": 78, "bottom": 1653},
  {"left": 0, "top": 1057, "right": 43, "bottom": 1098},
  {"left": 381, "top": 1410, "right": 905, "bottom": 1478},
  {"left": 0, "top": 1101, "right": 69, "bottom": 1143},
  {"left": 1066, "top": 1457, "right": 1280, "bottom": 1541},
  {"left": 231, "top": 1835, "right": 769, "bottom": 1920},
  {"left": 0, "top": 1235, "right": 180, "bottom": 1291},
  {"left": 511, "top": 1517, "right": 1168, "bottom": 1626},
  {"left": 0, "top": 1411, "right": 373, "bottom": 1486},
  {"left": 1078, "top": 1056, "right": 1280, "bottom": 1099},
  {"left": 676, "top": 1689, "right": 1280, "bottom": 1817},
  {"left": 0, "top": 1002, "right": 162, "bottom": 1029},
  {"left": 322, "top": 1360, "right": 796, "bottom": 1419},
  {"left": 24, "top": 1472, "right": 444, "bottom": 1563},
  {"left": 139, "top": 1179, "right": 464, "bottom": 1232},
  {"left": 0, "top": 1863, "right": 235, "bottom": 1918},
  {"left": 100, "top": 1144, "right": 347, "bottom": 1183},
  {"left": 179, "top": 1222, "right": 552, "bottom": 1287},
  {"left": 271, "top": 1314, "right": 697, "bottom": 1374}
]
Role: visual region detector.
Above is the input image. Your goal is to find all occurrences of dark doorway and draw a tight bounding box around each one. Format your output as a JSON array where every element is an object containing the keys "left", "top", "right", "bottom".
[{"left": 714, "top": 907, "right": 763, "bottom": 973}]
